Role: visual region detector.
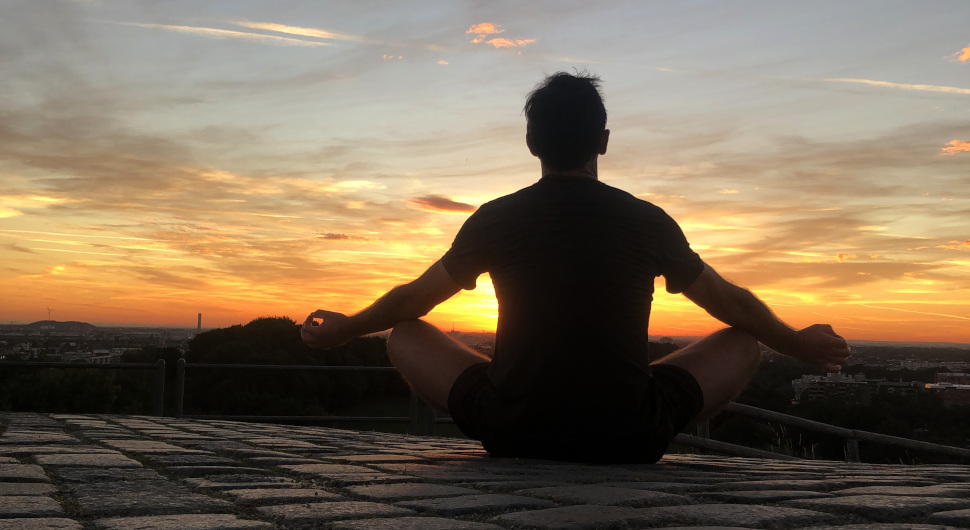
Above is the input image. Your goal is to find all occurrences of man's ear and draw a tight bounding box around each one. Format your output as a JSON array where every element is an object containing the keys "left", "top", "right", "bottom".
[
  {"left": 526, "top": 133, "right": 538, "bottom": 156},
  {"left": 599, "top": 129, "right": 610, "bottom": 155}
]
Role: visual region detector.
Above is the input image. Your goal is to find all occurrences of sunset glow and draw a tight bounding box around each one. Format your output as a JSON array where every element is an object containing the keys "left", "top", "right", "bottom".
[{"left": 1, "top": 2, "right": 968, "bottom": 343}]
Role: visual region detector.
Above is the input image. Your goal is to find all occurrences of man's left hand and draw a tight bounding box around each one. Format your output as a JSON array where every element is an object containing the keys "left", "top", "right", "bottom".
[{"left": 301, "top": 310, "right": 354, "bottom": 350}]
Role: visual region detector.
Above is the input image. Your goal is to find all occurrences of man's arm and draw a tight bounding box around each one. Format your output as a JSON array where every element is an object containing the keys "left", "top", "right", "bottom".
[
  {"left": 301, "top": 260, "right": 462, "bottom": 350},
  {"left": 683, "top": 264, "right": 850, "bottom": 372}
]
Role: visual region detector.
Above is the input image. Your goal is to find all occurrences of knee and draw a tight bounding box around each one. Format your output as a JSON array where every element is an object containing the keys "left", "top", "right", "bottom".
[
  {"left": 716, "top": 327, "right": 761, "bottom": 372},
  {"left": 386, "top": 319, "right": 425, "bottom": 361}
]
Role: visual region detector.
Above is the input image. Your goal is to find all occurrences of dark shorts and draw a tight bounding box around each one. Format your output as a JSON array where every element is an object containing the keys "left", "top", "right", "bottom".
[{"left": 447, "top": 362, "right": 704, "bottom": 464}]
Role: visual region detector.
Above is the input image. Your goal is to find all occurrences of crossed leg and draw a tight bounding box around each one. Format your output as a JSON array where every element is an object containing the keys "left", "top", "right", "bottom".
[
  {"left": 651, "top": 327, "right": 762, "bottom": 422},
  {"left": 386, "top": 319, "right": 490, "bottom": 414}
]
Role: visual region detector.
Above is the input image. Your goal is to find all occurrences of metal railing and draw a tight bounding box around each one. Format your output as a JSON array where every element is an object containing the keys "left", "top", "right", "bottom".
[
  {"left": 0, "top": 360, "right": 166, "bottom": 416},
  {"left": 172, "top": 359, "right": 442, "bottom": 435},
  {"left": 5, "top": 358, "right": 970, "bottom": 463}
]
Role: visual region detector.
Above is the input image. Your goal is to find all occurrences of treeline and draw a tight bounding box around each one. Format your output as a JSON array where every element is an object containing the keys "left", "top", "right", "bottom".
[{"left": 0, "top": 317, "right": 409, "bottom": 420}]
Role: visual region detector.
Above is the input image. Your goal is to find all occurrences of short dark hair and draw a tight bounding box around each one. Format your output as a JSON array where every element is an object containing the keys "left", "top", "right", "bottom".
[{"left": 524, "top": 71, "right": 607, "bottom": 171}]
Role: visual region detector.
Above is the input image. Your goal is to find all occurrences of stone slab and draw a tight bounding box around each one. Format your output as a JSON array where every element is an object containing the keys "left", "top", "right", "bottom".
[
  {"left": 72, "top": 480, "right": 232, "bottom": 517},
  {"left": 34, "top": 453, "right": 142, "bottom": 467},
  {"left": 0, "top": 464, "right": 48, "bottom": 483},
  {"left": 183, "top": 474, "right": 301, "bottom": 491},
  {"left": 492, "top": 505, "right": 648, "bottom": 529},
  {"left": 689, "top": 490, "right": 835, "bottom": 503},
  {"left": 0, "top": 495, "right": 64, "bottom": 518},
  {"left": 224, "top": 487, "right": 343, "bottom": 505},
  {"left": 331, "top": 517, "right": 504, "bottom": 529},
  {"left": 636, "top": 503, "right": 838, "bottom": 527},
  {"left": 927, "top": 509, "right": 970, "bottom": 526},
  {"left": 396, "top": 494, "right": 557, "bottom": 516},
  {"left": 257, "top": 501, "right": 413, "bottom": 524},
  {"left": 0, "top": 519, "right": 81, "bottom": 530},
  {"left": 55, "top": 467, "right": 164, "bottom": 483},
  {"left": 347, "top": 482, "right": 481, "bottom": 500},
  {"left": 517, "top": 484, "right": 691, "bottom": 507},
  {"left": 0, "top": 482, "right": 56, "bottom": 495},
  {"left": 783, "top": 495, "right": 970, "bottom": 522},
  {"left": 93, "top": 514, "right": 274, "bottom": 530}
]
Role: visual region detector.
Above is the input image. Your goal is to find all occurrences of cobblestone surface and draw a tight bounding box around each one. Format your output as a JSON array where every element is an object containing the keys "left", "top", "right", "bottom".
[{"left": 3, "top": 412, "right": 970, "bottom": 528}]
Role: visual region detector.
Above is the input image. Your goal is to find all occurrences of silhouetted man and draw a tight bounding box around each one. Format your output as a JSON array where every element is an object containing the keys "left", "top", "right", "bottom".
[{"left": 302, "top": 72, "right": 850, "bottom": 463}]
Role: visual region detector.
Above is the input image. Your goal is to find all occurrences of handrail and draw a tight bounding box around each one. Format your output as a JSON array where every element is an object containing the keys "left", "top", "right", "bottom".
[
  {"left": 0, "top": 360, "right": 166, "bottom": 416},
  {"left": 173, "top": 359, "right": 441, "bottom": 435},
  {"left": 724, "top": 402, "right": 970, "bottom": 462},
  {"left": 6, "top": 359, "right": 970, "bottom": 463}
]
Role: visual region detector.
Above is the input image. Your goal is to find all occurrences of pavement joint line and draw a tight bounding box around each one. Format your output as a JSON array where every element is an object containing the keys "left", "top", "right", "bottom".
[{"left": 4, "top": 412, "right": 970, "bottom": 528}]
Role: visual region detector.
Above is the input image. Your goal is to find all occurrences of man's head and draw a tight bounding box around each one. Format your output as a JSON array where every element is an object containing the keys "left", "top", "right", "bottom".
[{"left": 524, "top": 71, "right": 608, "bottom": 172}]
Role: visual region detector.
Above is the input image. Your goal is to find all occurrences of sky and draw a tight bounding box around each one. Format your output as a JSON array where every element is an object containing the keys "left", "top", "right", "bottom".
[{"left": 1, "top": 1, "right": 968, "bottom": 343}]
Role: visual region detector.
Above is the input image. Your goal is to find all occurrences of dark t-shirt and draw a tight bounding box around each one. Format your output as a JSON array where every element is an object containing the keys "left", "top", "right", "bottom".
[{"left": 441, "top": 175, "right": 705, "bottom": 441}]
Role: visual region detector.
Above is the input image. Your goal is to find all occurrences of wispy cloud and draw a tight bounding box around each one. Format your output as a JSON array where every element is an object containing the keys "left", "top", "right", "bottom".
[
  {"left": 948, "top": 43, "right": 970, "bottom": 63},
  {"left": 466, "top": 23, "right": 535, "bottom": 49},
  {"left": 98, "top": 21, "right": 331, "bottom": 47},
  {"left": 408, "top": 194, "right": 476, "bottom": 213},
  {"left": 228, "top": 20, "right": 363, "bottom": 43},
  {"left": 941, "top": 139, "right": 970, "bottom": 155},
  {"left": 821, "top": 77, "right": 970, "bottom": 96}
]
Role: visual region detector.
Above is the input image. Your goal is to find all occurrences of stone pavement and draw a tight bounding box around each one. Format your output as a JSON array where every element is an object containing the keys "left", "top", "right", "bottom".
[{"left": 3, "top": 412, "right": 970, "bottom": 529}]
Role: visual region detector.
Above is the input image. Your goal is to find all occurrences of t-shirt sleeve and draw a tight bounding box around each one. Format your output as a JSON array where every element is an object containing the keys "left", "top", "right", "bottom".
[
  {"left": 658, "top": 213, "right": 705, "bottom": 294},
  {"left": 440, "top": 207, "right": 490, "bottom": 290}
]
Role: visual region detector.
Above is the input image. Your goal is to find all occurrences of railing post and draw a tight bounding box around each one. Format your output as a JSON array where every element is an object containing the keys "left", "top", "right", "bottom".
[
  {"left": 425, "top": 407, "right": 436, "bottom": 437},
  {"left": 174, "top": 358, "right": 186, "bottom": 418},
  {"left": 153, "top": 359, "right": 166, "bottom": 417},
  {"left": 845, "top": 438, "right": 861, "bottom": 463},
  {"left": 696, "top": 420, "right": 710, "bottom": 439},
  {"left": 408, "top": 388, "right": 419, "bottom": 435}
]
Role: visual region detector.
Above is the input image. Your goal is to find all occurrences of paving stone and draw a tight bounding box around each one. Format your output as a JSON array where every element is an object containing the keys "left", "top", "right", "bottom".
[
  {"left": 518, "top": 484, "right": 692, "bottom": 507},
  {"left": 0, "top": 458, "right": 17, "bottom": 464},
  {"left": 330, "top": 517, "right": 504, "bottom": 529},
  {"left": 327, "top": 454, "right": 427, "bottom": 463},
  {"left": 0, "top": 464, "right": 48, "bottom": 483},
  {"left": 225, "top": 487, "right": 343, "bottom": 505},
  {"left": 808, "top": 525, "right": 957, "bottom": 529},
  {"left": 0, "top": 495, "right": 64, "bottom": 517},
  {"left": 183, "top": 474, "right": 301, "bottom": 491},
  {"left": 492, "top": 505, "right": 648, "bottom": 529},
  {"left": 140, "top": 454, "right": 237, "bottom": 466},
  {"left": 280, "top": 463, "right": 410, "bottom": 484},
  {"left": 0, "top": 446, "right": 114, "bottom": 456},
  {"left": 72, "top": 480, "right": 232, "bottom": 516},
  {"left": 927, "top": 509, "right": 970, "bottom": 526},
  {"left": 347, "top": 482, "right": 481, "bottom": 500},
  {"left": 34, "top": 453, "right": 142, "bottom": 467},
  {"left": 832, "top": 484, "right": 970, "bottom": 497},
  {"left": 782, "top": 495, "right": 970, "bottom": 522},
  {"left": 0, "top": 518, "right": 82, "bottom": 530},
  {"left": 0, "top": 482, "right": 55, "bottom": 495},
  {"left": 689, "top": 490, "right": 835, "bottom": 503},
  {"left": 92, "top": 514, "right": 274, "bottom": 530},
  {"left": 257, "top": 501, "right": 413, "bottom": 524},
  {"left": 396, "top": 493, "right": 557, "bottom": 516},
  {"left": 167, "top": 465, "right": 273, "bottom": 477},
  {"left": 55, "top": 467, "right": 164, "bottom": 483},
  {"left": 636, "top": 503, "right": 838, "bottom": 527}
]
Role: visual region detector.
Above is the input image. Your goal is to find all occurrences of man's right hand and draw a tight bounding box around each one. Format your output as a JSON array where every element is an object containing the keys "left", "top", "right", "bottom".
[
  {"left": 301, "top": 310, "right": 355, "bottom": 350},
  {"left": 788, "top": 324, "right": 851, "bottom": 373}
]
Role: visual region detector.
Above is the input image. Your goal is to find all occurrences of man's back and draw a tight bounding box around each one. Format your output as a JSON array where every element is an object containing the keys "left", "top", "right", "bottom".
[{"left": 442, "top": 174, "right": 704, "bottom": 436}]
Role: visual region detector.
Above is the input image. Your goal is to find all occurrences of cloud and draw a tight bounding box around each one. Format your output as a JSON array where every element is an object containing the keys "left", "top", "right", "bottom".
[
  {"left": 948, "top": 44, "right": 970, "bottom": 63},
  {"left": 319, "top": 233, "right": 369, "bottom": 241},
  {"left": 407, "top": 194, "right": 476, "bottom": 213},
  {"left": 821, "top": 77, "right": 970, "bottom": 96},
  {"left": 466, "top": 23, "right": 503, "bottom": 44},
  {"left": 228, "top": 20, "right": 362, "bottom": 43},
  {"left": 941, "top": 139, "right": 970, "bottom": 155},
  {"left": 98, "top": 21, "right": 331, "bottom": 47},
  {"left": 466, "top": 23, "right": 534, "bottom": 49},
  {"left": 438, "top": 60, "right": 449, "bottom": 66},
  {"left": 939, "top": 240, "right": 970, "bottom": 250}
]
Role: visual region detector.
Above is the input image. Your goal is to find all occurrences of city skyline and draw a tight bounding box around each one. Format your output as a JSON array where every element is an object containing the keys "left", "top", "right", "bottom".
[{"left": 1, "top": 1, "right": 969, "bottom": 342}]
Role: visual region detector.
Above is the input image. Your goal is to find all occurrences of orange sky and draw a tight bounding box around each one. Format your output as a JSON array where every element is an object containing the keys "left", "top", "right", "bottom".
[{"left": 1, "top": 3, "right": 969, "bottom": 343}]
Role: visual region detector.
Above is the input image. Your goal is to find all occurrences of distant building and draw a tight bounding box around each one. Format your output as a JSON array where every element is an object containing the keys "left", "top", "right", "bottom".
[{"left": 792, "top": 373, "right": 873, "bottom": 405}]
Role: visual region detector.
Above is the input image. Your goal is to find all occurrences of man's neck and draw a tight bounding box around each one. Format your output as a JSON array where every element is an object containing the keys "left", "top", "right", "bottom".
[{"left": 540, "top": 156, "right": 599, "bottom": 180}]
